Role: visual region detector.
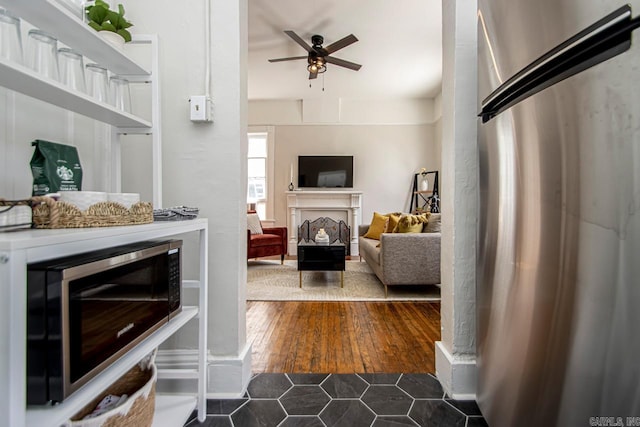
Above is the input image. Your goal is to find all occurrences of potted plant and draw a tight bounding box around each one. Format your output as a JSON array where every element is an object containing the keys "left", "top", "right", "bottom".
[{"left": 85, "top": 0, "right": 133, "bottom": 48}]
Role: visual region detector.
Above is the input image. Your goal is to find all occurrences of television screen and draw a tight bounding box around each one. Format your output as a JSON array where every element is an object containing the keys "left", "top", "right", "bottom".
[{"left": 298, "top": 156, "right": 353, "bottom": 188}]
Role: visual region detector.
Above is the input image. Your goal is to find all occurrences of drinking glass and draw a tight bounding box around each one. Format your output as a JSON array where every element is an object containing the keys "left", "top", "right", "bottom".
[
  {"left": 109, "top": 76, "right": 131, "bottom": 112},
  {"left": 27, "top": 29, "right": 59, "bottom": 80},
  {"left": 0, "top": 9, "right": 23, "bottom": 64},
  {"left": 85, "top": 63, "right": 109, "bottom": 103},
  {"left": 58, "top": 47, "right": 86, "bottom": 92},
  {"left": 55, "top": 0, "right": 86, "bottom": 20}
]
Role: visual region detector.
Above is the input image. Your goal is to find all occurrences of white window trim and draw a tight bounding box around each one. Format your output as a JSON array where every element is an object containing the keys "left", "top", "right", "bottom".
[{"left": 248, "top": 125, "right": 275, "bottom": 223}]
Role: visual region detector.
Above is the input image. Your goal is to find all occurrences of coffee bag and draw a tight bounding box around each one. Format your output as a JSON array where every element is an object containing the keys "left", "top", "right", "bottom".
[{"left": 30, "top": 140, "right": 83, "bottom": 195}]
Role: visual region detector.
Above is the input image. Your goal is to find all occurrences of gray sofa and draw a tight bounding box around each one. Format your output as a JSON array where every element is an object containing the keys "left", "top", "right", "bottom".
[{"left": 358, "top": 219, "right": 441, "bottom": 296}]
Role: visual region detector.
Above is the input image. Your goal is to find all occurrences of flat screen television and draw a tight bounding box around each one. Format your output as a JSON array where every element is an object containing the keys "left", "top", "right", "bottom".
[{"left": 298, "top": 155, "right": 353, "bottom": 188}]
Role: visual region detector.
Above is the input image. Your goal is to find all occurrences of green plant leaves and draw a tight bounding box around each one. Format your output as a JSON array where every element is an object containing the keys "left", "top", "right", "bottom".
[
  {"left": 101, "top": 22, "right": 117, "bottom": 32},
  {"left": 88, "top": 21, "right": 102, "bottom": 32},
  {"left": 85, "top": 0, "right": 133, "bottom": 42},
  {"left": 87, "top": 4, "right": 108, "bottom": 24},
  {"left": 117, "top": 29, "right": 132, "bottom": 42}
]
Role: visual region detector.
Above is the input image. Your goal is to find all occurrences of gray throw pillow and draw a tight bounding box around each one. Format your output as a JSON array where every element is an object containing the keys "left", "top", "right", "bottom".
[{"left": 424, "top": 213, "right": 441, "bottom": 233}]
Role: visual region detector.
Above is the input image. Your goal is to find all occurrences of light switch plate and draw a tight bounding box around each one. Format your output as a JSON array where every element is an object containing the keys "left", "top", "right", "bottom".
[{"left": 189, "top": 95, "right": 213, "bottom": 122}]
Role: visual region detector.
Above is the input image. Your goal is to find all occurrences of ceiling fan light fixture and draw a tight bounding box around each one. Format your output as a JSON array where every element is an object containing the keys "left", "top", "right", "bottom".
[{"left": 307, "top": 59, "right": 326, "bottom": 74}]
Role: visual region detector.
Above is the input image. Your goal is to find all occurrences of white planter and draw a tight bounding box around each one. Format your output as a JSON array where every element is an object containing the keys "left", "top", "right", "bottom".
[{"left": 99, "top": 31, "right": 125, "bottom": 50}]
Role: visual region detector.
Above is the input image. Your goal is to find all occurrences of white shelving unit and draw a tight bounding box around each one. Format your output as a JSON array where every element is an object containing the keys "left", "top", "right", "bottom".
[
  {"left": 0, "top": 219, "right": 209, "bottom": 427},
  {"left": 0, "top": 0, "right": 163, "bottom": 207},
  {"left": 0, "top": 0, "right": 148, "bottom": 75},
  {"left": 0, "top": 57, "right": 152, "bottom": 129},
  {"left": 0, "top": 1, "right": 205, "bottom": 425}
]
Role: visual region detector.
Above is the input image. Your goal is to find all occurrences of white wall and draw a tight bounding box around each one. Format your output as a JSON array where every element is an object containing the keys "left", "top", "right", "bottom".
[
  {"left": 126, "top": 0, "right": 251, "bottom": 396},
  {"left": 249, "top": 98, "right": 441, "bottom": 225}
]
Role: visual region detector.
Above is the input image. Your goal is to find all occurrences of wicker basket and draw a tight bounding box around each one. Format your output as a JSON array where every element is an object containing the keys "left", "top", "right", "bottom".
[
  {"left": 30, "top": 196, "right": 153, "bottom": 229},
  {"left": 68, "top": 361, "right": 157, "bottom": 427}
]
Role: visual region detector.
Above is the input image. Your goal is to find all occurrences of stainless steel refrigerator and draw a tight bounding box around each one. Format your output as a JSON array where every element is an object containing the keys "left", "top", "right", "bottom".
[{"left": 477, "top": 1, "right": 640, "bottom": 426}]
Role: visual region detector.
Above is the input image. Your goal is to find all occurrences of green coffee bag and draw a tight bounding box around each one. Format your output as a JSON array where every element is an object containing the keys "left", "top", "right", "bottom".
[{"left": 30, "top": 140, "right": 83, "bottom": 196}]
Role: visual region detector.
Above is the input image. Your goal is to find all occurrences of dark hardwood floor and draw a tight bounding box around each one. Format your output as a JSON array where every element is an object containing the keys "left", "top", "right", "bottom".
[{"left": 247, "top": 301, "right": 441, "bottom": 374}]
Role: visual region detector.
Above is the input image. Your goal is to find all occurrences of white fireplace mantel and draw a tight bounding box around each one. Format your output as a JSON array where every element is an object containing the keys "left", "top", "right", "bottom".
[{"left": 286, "top": 190, "right": 363, "bottom": 256}]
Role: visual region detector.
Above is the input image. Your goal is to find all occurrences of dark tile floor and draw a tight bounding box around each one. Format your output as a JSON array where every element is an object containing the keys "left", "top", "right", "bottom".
[{"left": 185, "top": 373, "right": 488, "bottom": 427}]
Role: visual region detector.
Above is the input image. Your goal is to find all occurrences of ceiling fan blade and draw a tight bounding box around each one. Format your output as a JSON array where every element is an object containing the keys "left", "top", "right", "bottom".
[
  {"left": 268, "top": 55, "right": 308, "bottom": 63},
  {"left": 284, "top": 30, "right": 312, "bottom": 52},
  {"left": 308, "top": 71, "right": 318, "bottom": 80},
  {"left": 324, "top": 56, "right": 362, "bottom": 71},
  {"left": 324, "top": 34, "right": 358, "bottom": 54}
]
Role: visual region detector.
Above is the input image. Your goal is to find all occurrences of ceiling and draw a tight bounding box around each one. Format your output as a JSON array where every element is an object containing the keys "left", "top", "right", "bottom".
[{"left": 247, "top": 0, "right": 442, "bottom": 101}]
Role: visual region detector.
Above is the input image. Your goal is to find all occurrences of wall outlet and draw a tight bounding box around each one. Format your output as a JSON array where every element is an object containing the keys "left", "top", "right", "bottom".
[{"left": 189, "top": 95, "right": 213, "bottom": 122}]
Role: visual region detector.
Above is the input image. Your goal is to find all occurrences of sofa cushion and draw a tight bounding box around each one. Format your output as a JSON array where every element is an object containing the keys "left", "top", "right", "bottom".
[
  {"left": 247, "top": 213, "right": 263, "bottom": 235},
  {"left": 424, "top": 213, "right": 441, "bottom": 233},
  {"left": 363, "top": 212, "right": 388, "bottom": 240},
  {"left": 359, "top": 236, "right": 381, "bottom": 265},
  {"left": 250, "top": 233, "right": 282, "bottom": 247}
]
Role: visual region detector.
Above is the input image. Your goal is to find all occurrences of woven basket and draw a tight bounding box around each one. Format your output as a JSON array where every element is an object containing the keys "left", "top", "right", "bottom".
[
  {"left": 68, "top": 361, "right": 157, "bottom": 427},
  {"left": 30, "top": 196, "right": 153, "bottom": 229}
]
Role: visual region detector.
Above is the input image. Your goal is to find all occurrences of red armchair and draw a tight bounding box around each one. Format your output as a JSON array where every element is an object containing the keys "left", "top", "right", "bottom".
[{"left": 247, "top": 211, "right": 287, "bottom": 264}]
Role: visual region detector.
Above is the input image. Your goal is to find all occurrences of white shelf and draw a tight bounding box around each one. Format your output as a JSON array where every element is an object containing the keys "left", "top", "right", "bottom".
[
  {"left": 0, "top": 57, "right": 151, "bottom": 129},
  {"left": 151, "top": 395, "right": 197, "bottom": 427},
  {"left": 25, "top": 307, "right": 198, "bottom": 427},
  {"left": 0, "top": 0, "right": 149, "bottom": 75},
  {"left": 0, "top": 219, "right": 209, "bottom": 253}
]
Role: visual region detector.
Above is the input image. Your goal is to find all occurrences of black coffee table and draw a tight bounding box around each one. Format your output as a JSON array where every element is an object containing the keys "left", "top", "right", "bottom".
[{"left": 297, "top": 240, "right": 346, "bottom": 288}]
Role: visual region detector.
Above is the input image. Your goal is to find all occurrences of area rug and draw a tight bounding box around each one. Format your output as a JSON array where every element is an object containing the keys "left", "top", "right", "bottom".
[{"left": 247, "top": 260, "right": 440, "bottom": 301}]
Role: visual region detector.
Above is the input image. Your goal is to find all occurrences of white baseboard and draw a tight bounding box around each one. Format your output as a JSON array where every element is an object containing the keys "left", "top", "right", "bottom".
[
  {"left": 206, "top": 342, "right": 252, "bottom": 398},
  {"left": 435, "top": 341, "right": 477, "bottom": 400},
  {"left": 155, "top": 343, "right": 252, "bottom": 398}
]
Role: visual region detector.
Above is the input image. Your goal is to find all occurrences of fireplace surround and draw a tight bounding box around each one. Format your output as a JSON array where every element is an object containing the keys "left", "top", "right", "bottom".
[{"left": 286, "top": 190, "right": 362, "bottom": 256}]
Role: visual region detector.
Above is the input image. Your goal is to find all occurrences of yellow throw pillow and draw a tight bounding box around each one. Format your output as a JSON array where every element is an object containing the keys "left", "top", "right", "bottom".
[
  {"left": 363, "top": 212, "right": 388, "bottom": 240},
  {"left": 395, "top": 213, "right": 430, "bottom": 233},
  {"left": 385, "top": 213, "right": 401, "bottom": 233}
]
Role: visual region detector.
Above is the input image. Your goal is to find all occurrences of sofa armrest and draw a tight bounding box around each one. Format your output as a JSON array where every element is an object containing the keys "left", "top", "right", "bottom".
[
  {"left": 379, "top": 232, "right": 441, "bottom": 285},
  {"left": 358, "top": 224, "right": 370, "bottom": 237}
]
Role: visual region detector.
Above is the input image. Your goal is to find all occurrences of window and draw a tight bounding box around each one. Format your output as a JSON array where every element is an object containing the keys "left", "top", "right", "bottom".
[{"left": 247, "top": 132, "right": 268, "bottom": 219}]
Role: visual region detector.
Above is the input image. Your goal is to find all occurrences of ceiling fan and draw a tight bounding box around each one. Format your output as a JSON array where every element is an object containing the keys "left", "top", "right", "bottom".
[{"left": 268, "top": 31, "right": 362, "bottom": 80}]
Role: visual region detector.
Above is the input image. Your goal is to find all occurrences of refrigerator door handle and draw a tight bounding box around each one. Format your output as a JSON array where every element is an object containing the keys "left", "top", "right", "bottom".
[{"left": 479, "top": 5, "right": 640, "bottom": 123}]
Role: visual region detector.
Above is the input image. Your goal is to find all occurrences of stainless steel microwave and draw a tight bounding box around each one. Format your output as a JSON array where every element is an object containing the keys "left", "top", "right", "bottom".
[{"left": 26, "top": 239, "right": 182, "bottom": 404}]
